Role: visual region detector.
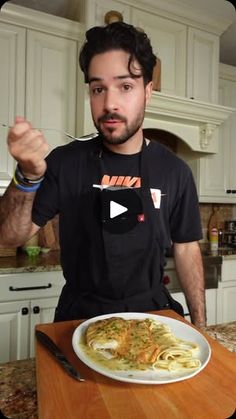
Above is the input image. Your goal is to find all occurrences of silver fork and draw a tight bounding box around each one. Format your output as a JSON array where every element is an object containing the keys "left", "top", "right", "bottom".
[{"left": 1, "top": 124, "right": 98, "bottom": 142}]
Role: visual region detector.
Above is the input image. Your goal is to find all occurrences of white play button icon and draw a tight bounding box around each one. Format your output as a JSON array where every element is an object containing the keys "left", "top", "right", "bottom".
[{"left": 110, "top": 200, "right": 128, "bottom": 219}]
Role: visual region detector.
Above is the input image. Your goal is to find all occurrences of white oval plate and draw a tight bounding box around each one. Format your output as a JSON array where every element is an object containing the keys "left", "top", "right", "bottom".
[{"left": 72, "top": 312, "right": 211, "bottom": 384}]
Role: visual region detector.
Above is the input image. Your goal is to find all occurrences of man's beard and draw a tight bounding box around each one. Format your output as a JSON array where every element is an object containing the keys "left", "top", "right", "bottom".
[{"left": 94, "top": 108, "right": 145, "bottom": 146}]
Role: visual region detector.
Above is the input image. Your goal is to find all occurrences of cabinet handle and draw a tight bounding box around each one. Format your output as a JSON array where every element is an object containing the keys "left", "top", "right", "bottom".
[
  {"left": 33, "top": 305, "right": 40, "bottom": 314},
  {"left": 232, "top": 190, "right": 236, "bottom": 194},
  {"left": 226, "top": 189, "right": 232, "bottom": 194},
  {"left": 9, "top": 283, "right": 52, "bottom": 291},
  {"left": 21, "top": 307, "right": 29, "bottom": 315}
]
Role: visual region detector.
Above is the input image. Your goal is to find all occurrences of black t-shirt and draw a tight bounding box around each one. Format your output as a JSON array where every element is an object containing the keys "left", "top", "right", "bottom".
[{"left": 32, "top": 138, "right": 202, "bottom": 319}]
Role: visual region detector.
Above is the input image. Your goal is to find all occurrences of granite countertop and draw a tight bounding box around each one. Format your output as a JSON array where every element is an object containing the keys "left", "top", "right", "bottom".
[
  {"left": 0, "top": 245, "right": 235, "bottom": 277},
  {"left": 0, "top": 321, "right": 235, "bottom": 419},
  {"left": 0, "top": 250, "right": 61, "bottom": 275}
]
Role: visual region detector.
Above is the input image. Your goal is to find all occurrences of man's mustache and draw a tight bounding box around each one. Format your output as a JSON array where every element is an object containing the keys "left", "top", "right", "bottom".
[{"left": 98, "top": 113, "right": 127, "bottom": 123}]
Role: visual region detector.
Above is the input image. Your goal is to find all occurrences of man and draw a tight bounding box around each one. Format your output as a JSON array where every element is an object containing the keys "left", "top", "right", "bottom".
[{"left": 0, "top": 22, "right": 206, "bottom": 327}]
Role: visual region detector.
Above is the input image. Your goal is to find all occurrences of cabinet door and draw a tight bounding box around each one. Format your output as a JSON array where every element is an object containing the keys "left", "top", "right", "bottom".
[
  {"left": 171, "top": 292, "right": 191, "bottom": 322},
  {"left": 217, "top": 282, "right": 236, "bottom": 323},
  {"left": 0, "top": 22, "right": 25, "bottom": 194},
  {"left": 172, "top": 289, "right": 216, "bottom": 326},
  {"left": 195, "top": 75, "right": 236, "bottom": 203},
  {"left": 187, "top": 28, "right": 219, "bottom": 103},
  {"left": 227, "top": 80, "right": 236, "bottom": 192},
  {"left": 0, "top": 300, "right": 29, "bottom": 362},
  {"left": 26, "top": 30, "right": 77, "bottom": 151},
  {"left": 29, "top": 297, "right": 59, "bottom": 357},
  {"left": 205, "top": 289, "right": 217, "bottom": 326},
  {"left": 131, "top": 9, "right": 186, "bottom": 97}
]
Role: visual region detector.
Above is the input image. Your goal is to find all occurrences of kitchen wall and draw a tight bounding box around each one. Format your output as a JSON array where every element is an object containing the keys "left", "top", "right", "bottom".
[{"left": 199, "top": 203, "right": 236, "bottom": 242}]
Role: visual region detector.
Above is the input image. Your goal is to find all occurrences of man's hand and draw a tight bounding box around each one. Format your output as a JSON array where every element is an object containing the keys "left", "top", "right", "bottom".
[{"left": 7, "top": 116, "right": 49, "bottom": 179}]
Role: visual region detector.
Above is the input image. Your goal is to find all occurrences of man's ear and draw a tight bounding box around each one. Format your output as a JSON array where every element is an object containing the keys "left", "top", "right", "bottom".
[{"left": 145, "top": 81, "right": 153, "bottom": 104}]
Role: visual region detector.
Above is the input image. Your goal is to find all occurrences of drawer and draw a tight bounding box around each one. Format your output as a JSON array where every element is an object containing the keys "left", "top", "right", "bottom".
[{"left": 0, "top": 271, "right": 65, "bottom": 301}]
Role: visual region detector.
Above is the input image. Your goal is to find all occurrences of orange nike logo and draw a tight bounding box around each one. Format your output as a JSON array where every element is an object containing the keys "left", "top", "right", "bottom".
[{"left": 101, "top": 175, "right": 141, "bottom": 188}]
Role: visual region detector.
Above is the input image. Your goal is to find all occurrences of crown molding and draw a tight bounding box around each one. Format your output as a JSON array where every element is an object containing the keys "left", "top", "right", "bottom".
[
  {"left": 0, "top": 3, "right": 85, "bottom": 40},
  {"left": 121, "top": 0, "right": 235, "bottom": 35}
]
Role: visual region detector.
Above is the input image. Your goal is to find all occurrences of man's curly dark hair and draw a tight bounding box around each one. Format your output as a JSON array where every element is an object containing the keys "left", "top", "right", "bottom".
[{"left": 79, "top": 22, "right": 157, "bottom": 86}]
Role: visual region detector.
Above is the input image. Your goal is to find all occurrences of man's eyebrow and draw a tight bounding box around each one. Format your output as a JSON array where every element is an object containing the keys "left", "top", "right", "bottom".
[{"left": 88, "top": 74, "right": 141, "bottom": 83}]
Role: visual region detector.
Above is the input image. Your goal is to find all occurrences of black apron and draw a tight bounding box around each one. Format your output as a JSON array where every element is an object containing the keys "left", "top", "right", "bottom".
[{"left": 54, "top": 139, "right": 184, "bottom": 321}]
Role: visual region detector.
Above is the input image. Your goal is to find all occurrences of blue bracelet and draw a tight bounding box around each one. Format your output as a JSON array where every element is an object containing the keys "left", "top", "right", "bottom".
[{"left": 14, "top": 179, "right": 41, "bottom": 192}]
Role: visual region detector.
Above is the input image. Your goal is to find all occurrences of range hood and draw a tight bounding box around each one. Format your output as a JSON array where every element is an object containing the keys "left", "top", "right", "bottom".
[{"left": 144, "top": 92, "right": 235, "bottom": 153}]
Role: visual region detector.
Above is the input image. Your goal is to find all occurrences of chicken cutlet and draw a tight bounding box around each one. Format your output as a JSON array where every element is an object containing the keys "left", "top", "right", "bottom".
[
  {"left": 86, "top": 317, "right": 130, "bottom": 351},
  {"left": 86, "top": 317, "right": 160, "bottom": 364}
]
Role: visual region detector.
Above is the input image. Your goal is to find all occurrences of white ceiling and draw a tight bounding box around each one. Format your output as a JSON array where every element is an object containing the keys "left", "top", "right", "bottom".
[{"left": 4, "top": 0, "right": 236, "bottom": 66}]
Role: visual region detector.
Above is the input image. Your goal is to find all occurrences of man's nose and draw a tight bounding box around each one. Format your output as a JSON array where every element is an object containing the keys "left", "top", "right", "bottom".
[{"left": 103, "top": 90, "right": 119, "bottom": 112}]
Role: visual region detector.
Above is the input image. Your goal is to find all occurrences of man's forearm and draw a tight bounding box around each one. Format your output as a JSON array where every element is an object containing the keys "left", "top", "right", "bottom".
[
  {"left": 0, "top": 181, "right": 36, "bottom": 247},
  {"left": 173, "top": 242, "right": 206, "bottom": 328}
]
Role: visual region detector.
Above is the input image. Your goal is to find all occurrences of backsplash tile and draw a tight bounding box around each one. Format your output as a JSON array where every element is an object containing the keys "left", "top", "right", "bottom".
[{"left": 199, "top": 203, "right": 235, "bottom": 242}]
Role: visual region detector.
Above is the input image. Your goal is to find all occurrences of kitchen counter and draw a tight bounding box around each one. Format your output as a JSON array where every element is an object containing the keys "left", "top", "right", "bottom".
[
  {"left": 0, "top": 250, "right": 61, "bottom": 275},
  {"left": 0, "top": 320, "right": 235, "bottom": 419},
  {"left": 0, "top": 246, "right": 234, "bottom": 277},
  {"left": 200, "top": 243, "right": 236, "bottom": 260}
]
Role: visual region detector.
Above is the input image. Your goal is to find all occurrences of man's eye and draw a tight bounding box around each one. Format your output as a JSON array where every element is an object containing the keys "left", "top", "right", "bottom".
[
  {"left": 122, "top": 84, "right": 132, "bottom": 91},
  {"left": 92, "top": 87, "right": 104, "bottom": 95}
]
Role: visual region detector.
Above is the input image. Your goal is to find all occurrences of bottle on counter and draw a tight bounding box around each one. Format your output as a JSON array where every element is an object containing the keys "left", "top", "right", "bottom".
[{"left": 209, "top": 227, "right": 218, "bottom": 252}]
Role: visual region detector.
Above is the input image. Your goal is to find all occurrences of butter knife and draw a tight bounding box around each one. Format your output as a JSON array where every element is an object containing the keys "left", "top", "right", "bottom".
[{"left": 35, "top": 330, "right": 85, "bottom": 382}]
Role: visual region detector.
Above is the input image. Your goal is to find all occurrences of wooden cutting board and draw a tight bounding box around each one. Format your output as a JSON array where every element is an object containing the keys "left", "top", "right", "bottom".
[{"left": 35, "top": 310, "right": 236, "bottom": 419}]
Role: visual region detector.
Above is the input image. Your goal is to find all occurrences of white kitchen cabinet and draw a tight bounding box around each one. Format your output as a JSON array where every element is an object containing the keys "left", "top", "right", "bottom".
[
  {"left": 0, "top": 5, "right": 84, "bottom": 195},
  {"left": 0, "top": 21, "right": 25, "bottom": 194},
  {"left": 0, "top": 270, "right": 65, "bottom": 362},
  {"left": 26, "top": 30, "right": 77, "bottom": 151},
  {"left": 217, "top": 281, "right": 236, "bottom": 323},
  {"left": 0, "top": 300, "right": 29, "bottom": 363},
  {"left": 187, "top": 28, "right": 219, "bottom": 103},
  {"left": 165, "top": 258, "right": 217, "bottom": 326},
  {"left": 171, "top": 292, "right": 191, "bottom": 322},
  {"left": 217, "top": 258, "right": 236, "bottom": 323},
  {"left": 84, "top": 0, "right": 187, "bottom": 97},
  {"left": 84, "top": 0, "right": 224, "bottom": 102},
  {"left": 131, "top": 9, "right": 187, "bottom": 97},
  {"left": 191, "top": 64, "right": 236, "bottom": 203},
  {"left": 29, "top": 296, "right": 60, "bottom": 357},
  {"left": 172, "top": 289, "right": 217, "bottom": 326}
]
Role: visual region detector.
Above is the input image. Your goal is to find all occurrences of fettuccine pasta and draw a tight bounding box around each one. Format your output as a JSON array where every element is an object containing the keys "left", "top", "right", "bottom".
[{"left": 85, "top": 317, "right": 201, "bottom": 372}]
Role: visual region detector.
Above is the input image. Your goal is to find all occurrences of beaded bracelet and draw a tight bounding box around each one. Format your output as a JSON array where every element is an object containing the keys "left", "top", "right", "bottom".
[{"left": 15, "top": 164, "right": 44, "bottom": 185}]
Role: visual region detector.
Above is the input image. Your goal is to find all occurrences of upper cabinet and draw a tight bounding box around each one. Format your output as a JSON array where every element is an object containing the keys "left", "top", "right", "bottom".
[
  {"left": 190, "top": 64, "right": 236, "bottom": 203},
  {"left": 131, "top": 10, "right": 186, "bottom": 97},
  {"left": 0, "top": 21, "right": 25, "bottom": 194},
  {"left": 26, "top": 30, "right": 77, "bottom": 151},
  {"left": 83, "top": 0, "right": 233, "bottom": 103},
  {"left": 0, "top": 5, "right": 84, "bottom": 195},
  {"left": 187, "top": 28, "right": 219, "bottom": 104}
]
